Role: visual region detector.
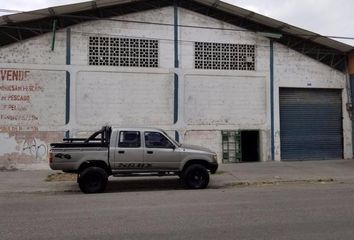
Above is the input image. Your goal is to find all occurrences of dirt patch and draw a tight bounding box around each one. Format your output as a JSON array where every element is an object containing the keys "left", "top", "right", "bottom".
[
  {"left": 0, "top": 166, "right": 18, "bottom": 172},
  {"left": 46, "top": 172, "right": 76, "bottom": 182},
  {"left": 226, "top": 178, "right": 335, "bottom": 188}
]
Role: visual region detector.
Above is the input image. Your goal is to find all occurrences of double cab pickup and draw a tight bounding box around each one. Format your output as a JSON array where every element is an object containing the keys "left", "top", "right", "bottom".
[{"left": 49, "top": 126, "right": 218, "bottom": 193}]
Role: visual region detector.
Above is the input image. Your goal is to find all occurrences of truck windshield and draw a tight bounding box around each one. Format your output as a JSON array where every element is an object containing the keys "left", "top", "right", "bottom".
[{"left": 162, "top": 131, "right": 181, "bottom": 147}]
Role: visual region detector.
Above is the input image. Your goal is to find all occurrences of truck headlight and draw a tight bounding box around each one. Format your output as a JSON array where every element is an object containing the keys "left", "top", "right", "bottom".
[{"left": 212, "top": 154, "right": 218, "bottom": 161}]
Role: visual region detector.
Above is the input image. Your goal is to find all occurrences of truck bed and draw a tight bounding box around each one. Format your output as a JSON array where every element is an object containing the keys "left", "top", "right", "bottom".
[
  {"left": 51, "top": 126, "right": 111, "bottom": 149},
  {"left": 50, "top": 142, "right": 108, "bottom": 148}
]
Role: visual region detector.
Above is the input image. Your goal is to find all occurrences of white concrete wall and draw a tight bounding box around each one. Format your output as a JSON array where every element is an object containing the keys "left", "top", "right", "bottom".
[
  {"left": 178, "top": 8, "right": 270, "bottom": 73},
  {"left": 0, "top": 32, "right": 66, "bottom": 65},
  {"left": 0, "top": 67, "right": 67, "bottom": 168},
  {"left": 184, "top": 130, "right": 222, "bottom": 161},
  {"left": 177, "top": 8, "right": 271, "bottom": 162},
  {"left": 71, "top": 7, "right": 175, "bottom": 68},
  {"left": 0, "top": 69, "right": 66, "bottom": 127},
  {"left": 184, "top": 74, "right": 266, "bottom": 126},
  {"left": 75, "top": 71, "right": 174, "bottom": 126},
  {"left": 0, "top": 5, "right": 350, "bottom": 168},
  {"left": 273, "top": 43, "right": 351, "bottom": 160}
]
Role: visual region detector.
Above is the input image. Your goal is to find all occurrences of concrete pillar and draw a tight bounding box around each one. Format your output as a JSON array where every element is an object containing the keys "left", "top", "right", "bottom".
[
  {"left": 349, "top": 53, "right": 354, "bottom": 112},
  {"left": 349, "top": 53, "right": 354, "bottom": 103},
  {"left": 349, "top": 53, "right": 354, "bottom": 156}
]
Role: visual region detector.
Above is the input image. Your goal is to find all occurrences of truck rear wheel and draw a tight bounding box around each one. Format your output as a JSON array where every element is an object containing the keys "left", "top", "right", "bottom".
[
  {"left": 78, "top": 167, "right": 108, "bottom": 194},
  {"left": 182, "top": 164, "right": 209, "bottom": 189}
]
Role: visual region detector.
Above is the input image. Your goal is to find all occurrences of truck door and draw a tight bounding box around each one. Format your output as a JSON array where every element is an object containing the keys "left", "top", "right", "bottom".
[
  {"left": 112, "top": 131, "right": 144, "bottom": 169},
  {"left": 143, "top": 131, "right": 181, "bottom": 170}
]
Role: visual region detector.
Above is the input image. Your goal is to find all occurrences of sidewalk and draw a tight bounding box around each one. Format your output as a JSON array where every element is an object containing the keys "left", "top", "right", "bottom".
[
  {"left": 0, "top": 159, "right": 354, "bottom": 194},
  {"left": 214, "top": 159, "right": 354, "bottom": 187}
]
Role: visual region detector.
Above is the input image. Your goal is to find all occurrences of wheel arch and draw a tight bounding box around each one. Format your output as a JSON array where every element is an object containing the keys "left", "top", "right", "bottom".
[
  {"left": 181, "top": 159, "right": 209, "bottom": 172},
  {"left": 78, "top": 160, "right": 111, "bottom": 175}
]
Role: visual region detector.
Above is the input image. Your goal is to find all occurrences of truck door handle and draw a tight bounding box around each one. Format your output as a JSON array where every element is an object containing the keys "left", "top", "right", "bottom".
[
  {"left": 118, "top": 151, "right": 125, "bottom": 154},
  {"left": 147, "top": 151, "right": 153, "bottom": 154}
]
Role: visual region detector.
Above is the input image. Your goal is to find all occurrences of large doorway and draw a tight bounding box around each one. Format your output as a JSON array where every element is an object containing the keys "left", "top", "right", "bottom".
[
  {"left": 241, "top": 131, "right": 259, "bottom": 162},
  {"left": 222, "top": 130, "right": 259, "bottom": 163},
  {"left": 279, "top": 88, "right": 343, "bottom": 160}
]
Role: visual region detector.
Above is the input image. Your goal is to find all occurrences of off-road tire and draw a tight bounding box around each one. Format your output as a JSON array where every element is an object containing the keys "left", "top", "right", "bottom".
[
  {"left": 182, "top": 164, "right": 209, "bottom": 189},
  {"left": 78, "top": 167, "right": 108, "bottom": 194}
]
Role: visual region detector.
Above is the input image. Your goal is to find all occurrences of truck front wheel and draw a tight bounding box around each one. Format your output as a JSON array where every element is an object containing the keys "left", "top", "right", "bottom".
[
  {"left": 78, "top": 167, "right": 108, "bottom": 194},
  {"left": 182, "top": 164, "right": 209, "bottom": 189}
]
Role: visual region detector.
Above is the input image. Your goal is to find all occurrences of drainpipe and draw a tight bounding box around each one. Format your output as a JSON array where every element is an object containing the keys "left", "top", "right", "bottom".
[
  {"left": 51, "top": 19, "right": 57, "bottom": 51},
  {"left": 66, "top": 28, "right": 71, "bottom": 126},
  {"left": 174, "top": 0, "right": 179, "bottom": 142},
  {"left": 270, "top": 40, "right": 275, "bottom": 161},
  {"left": 65, "top": 28, "right": 71, "bottom": 139},
  {"left": 259, "top": 33, "right": 281, "bottom": 161}
]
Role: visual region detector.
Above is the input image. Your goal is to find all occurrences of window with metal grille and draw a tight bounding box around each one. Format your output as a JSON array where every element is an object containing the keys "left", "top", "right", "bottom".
[
  {"left": 88, "top": 36, "right": 159, "bottom": 67},
  {"left": 222, "top": 131, "right": 241, "bottom": 163},
  {"left": 222, "top": 130, "right": 259, "bottom": 163},
  {"left": 195, "top": 42, "right": 255, "bottom": 70}
]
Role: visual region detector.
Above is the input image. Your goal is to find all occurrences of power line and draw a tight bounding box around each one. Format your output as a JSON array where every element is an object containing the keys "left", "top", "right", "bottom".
[{"left": 0, "top": 24, "right": 346, "bottom": 55}]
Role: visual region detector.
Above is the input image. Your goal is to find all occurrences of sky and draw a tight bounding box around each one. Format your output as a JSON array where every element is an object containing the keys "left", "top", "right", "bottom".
[{"left": 0, "top": 0, "right": 353, "bottom": 46}]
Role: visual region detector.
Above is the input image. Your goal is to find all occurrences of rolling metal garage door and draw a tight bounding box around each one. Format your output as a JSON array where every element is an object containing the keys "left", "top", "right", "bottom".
[{"left": 280, "top": 88, "right": 343, "bottom": 160}]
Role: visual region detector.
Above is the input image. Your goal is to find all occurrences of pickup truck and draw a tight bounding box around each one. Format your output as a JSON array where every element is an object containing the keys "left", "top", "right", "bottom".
[{"left": 49, "top": 126, "right": 218, "bottom": 193}]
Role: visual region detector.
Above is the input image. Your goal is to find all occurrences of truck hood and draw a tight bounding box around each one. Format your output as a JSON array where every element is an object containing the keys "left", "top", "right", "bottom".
[{"left": 180, "top": 144, "right": 214, "bottom": 154}]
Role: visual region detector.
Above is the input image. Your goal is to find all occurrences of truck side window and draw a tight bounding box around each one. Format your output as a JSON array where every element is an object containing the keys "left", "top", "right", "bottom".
[
  {"left": 145, "top": 132, "right": 174, "bottom": 148},
  {"left": 118, "top": 131, "right": 141, "bottom": 148}
]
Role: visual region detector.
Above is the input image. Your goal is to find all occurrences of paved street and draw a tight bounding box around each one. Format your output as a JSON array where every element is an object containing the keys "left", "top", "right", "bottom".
[
  {"left": 2, "top": 160, "right": 354, "bottom": 194},
  {"left": 1, "top": 182, "right": 354, "bottom": 240}
]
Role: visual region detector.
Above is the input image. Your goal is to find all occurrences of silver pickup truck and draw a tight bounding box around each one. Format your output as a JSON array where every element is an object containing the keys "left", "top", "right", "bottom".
[{"left": 49, "top": 126, "right": 218, "bottom": 193}]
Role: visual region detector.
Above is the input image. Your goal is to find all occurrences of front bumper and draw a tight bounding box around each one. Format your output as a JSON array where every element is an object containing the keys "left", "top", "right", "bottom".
[{"left": 208, "top": 162, "right": 218, "bottom": 174}]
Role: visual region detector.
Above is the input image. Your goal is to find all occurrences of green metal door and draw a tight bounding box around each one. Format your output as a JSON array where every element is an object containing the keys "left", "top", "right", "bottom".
[{"left": 222, "top": 131, "right": 241, "bottom": 163}]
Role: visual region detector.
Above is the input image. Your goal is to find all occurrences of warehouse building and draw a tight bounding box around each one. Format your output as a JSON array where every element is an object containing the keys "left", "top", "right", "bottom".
[{"left": 0, "top": 0, "right": 353, "bottom": 169}]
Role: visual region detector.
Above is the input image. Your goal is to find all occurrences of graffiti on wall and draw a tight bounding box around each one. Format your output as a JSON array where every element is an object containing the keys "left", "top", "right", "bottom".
[
  {"left": 0, "top": 68, "right": 66, "bottom": 167},
  {"left": 22, "top": 137, "right": 48, "bottom": 162},
  {"left": 0, "top": 132, "right": 63, "bottom": 168}
]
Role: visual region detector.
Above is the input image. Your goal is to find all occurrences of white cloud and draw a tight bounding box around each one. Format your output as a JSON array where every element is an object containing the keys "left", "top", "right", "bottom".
[
  {"left": 0, "top": 0, "right": 88, "bottom": 12},
  {"left": 225, "top": 0, "right": 354, "bottom": 45}
]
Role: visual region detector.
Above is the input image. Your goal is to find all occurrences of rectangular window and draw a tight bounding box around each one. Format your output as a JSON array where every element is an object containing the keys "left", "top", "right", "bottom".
[
  {"left": 118, "top": 131, "right": 141, "bottom": 148},
  {"left": 89, "top": 36, "right": 159, "bottom": 67},
  {"left": 144, "top": 132, "right": 174, "bottom": 149},
  {"left": 195, "top": 42, "right": 255, "bottom": 71}
]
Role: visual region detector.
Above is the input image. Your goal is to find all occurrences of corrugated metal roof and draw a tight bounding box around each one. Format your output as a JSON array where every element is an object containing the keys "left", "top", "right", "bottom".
[
  {"left": 195, "top": 0, "right": 353, "bottom": 53},
  {"left": 0, "top": 0, "right": 142, "bottom": 25},
  {"left": 1, "top": 0, "right": 352, "bottom": 53},
  {"left": 0, "top": 0, "right": 352, "bottom": 53}
]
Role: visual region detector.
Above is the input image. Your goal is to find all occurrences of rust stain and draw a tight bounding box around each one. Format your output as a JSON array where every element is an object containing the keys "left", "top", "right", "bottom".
[{"left": 349, "top": 53, "right": 354, "bottom": 74}]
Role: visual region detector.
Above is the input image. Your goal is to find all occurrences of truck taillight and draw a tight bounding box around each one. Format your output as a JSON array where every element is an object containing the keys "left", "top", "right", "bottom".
[{"left": 49, "top": 152, "right": 53, "bottom": 163}]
